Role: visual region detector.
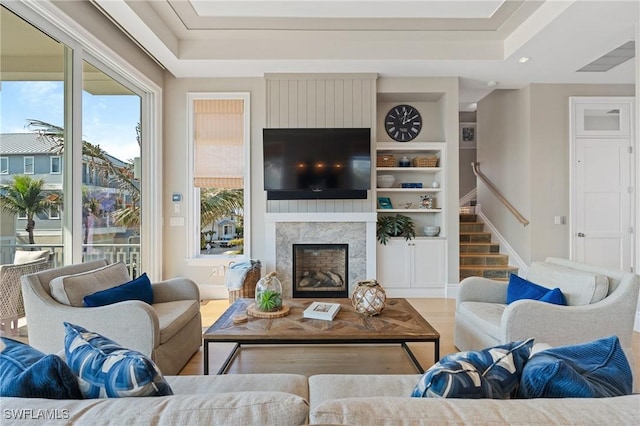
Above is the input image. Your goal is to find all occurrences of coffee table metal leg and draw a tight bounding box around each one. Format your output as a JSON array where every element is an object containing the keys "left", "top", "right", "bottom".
[
  {"left": 401, "top": 342, "right": 424, "bottom": 374},
  {"left": 204, "top": 339, "right": 210, "bottom": 375},
  {"left": 217, "top": 343, "right": 241, "bottom": 375}
]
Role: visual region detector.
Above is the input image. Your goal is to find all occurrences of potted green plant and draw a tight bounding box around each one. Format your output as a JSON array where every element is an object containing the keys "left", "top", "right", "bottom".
[{"left": 376, "top": 214, "right": 416, "bottom": 245}]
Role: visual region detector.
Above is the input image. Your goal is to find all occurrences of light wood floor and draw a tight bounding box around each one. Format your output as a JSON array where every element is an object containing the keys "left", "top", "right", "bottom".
[{"left": 180, "top": 298, "right": 640, "bottom": 387}]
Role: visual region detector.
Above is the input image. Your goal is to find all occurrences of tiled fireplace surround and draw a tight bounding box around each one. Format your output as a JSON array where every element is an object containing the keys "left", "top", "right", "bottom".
[{"left": 264, "top": 213, "right": 377, "bottom": 298}]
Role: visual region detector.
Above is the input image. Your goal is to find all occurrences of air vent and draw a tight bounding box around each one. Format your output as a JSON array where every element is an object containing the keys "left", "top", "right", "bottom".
[{"left": 577, "top": 41, "right": 635, "bottom": 72}]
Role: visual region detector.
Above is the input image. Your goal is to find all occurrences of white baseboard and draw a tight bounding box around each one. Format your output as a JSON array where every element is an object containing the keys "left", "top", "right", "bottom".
[
  {"left": 635, "top": 311, "right": 640, "bottom": 332},
  {"left": 384, "top": 288, "right": 446, "bottom": 298},
  {"left": 198, "top": 284, "right": 229, "bottom": 300},
  {"left": 459, "top": 188, "right": 477, "bottom": 207}
]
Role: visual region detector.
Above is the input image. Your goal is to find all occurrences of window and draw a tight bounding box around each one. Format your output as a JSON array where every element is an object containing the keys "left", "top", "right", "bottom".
[
  {"left": 50, "top": 156, "right": 61, "bottom": 174},
  {"left": 188, "top": 93, "right": 250, "bottom": 258},
  {"left": 24, "top": 156, "right": 34, "bottom": 174},
  {"left": 1, "top": 5, "right": 159, "bottom": 276},
  {"left": 0, "top": 157, "right": 7, "bottom": 174},
  {"left": 49, "top": 206, "right": 60, "bottom": 219}
]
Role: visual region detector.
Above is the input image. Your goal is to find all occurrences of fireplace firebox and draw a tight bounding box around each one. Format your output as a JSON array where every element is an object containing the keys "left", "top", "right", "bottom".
[{"left": 292, "top": 244, "right": 348, "bottom": 298}]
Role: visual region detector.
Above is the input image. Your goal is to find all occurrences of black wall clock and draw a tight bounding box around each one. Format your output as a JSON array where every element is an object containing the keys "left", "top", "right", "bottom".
[{"left": 385, "top": 104, "right": 422, "bottom": 142}]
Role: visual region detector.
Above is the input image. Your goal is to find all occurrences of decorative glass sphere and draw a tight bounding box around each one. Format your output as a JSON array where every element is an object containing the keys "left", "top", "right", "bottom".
[
  {"left": 255, "top": 272, "right": 283, "bottom": 312},
  {"left": 351, "top": 280, "right": 386, "bottom": 316}
]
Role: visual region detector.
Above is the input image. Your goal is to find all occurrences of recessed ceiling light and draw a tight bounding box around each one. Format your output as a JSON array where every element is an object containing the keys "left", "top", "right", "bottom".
[
  {"left": 487, "top": 81, "right": 498, "bottom": 87},
  {"left": 518, "top": 57, "right": 531, "bottom": 64}
]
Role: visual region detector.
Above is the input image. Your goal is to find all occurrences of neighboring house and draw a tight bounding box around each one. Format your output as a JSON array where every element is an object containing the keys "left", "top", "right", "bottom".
[{"left": 0, "top": 133, "right": 131, "bottom": 242}]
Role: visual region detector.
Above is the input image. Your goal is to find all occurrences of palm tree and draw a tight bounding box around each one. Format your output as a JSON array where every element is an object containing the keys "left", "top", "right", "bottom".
[
  {"left": 26, "top": 119, "right": 140, "bottom": 229},
  {"left": 0, "top": 175, "right": 60, "bottom": 244},
  {"left": 200, "top": 188, "right": 244, "bottom": 249}
]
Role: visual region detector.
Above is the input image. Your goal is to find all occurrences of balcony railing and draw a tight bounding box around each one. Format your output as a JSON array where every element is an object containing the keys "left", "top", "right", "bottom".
[{"left": 0, "top": 243, "right": 141, "bottom": 277}]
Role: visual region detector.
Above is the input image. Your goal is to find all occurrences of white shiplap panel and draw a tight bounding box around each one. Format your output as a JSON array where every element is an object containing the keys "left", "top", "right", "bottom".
[
  {"left": 297, "top": 80, "right": 307, "bottom": 128},
  {"left": 288, "top": 80, "right": 297, "bottom": 127},
  {"left": 278, "top": 81, "right": 289, "bottom": 128},
  {"left": 343, "top": 79, "right": 353, "bottom": 128},
  {"left": 352, "top": 79, "right": 363, "bottom": 127},
  {"left": 325, "top": 80, "right": 335, "bottom": 128},
  {"left": 316, "top": 80, "right": 326, "bottom": 127},
  {"left": 334, "top": 79, "right": 345, "bottom": 128},
  {"left": 267, "top": 79, "right": 279, "bottom": 128},
  {"left": 307, "top": 80, "right": 317, "bottom": 128}
]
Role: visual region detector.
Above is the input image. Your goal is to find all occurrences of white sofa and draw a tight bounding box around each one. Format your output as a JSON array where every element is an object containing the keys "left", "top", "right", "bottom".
[
  {"left": 307, "top": 374, "right": 639, "bottom": 425},
  {"left": 1, "top": 374, "right": 310, "bottom": 425},
  {"left": 3, "top": 374, "right": 638, "bottom": 425}
]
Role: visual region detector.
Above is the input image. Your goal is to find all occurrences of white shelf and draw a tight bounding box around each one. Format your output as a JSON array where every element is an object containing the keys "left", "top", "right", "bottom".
[
  {"left": 376, "top": 142, "right": 445, "bottom": 150},
  {"left": 376, "top": 188, "right": 442, "bottom": 192},
  {"left": 377, "top": 209, "right": 442, "bottom": 213},
  {"left": 376, "top": 167, "right": 442, "bottom": 172}
]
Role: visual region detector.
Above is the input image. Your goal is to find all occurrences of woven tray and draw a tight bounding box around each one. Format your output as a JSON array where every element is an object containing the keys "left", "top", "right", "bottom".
[
  {"left": 247, "top": 303, "right": 290, "bottom": 318},
  {"left": 377, "top": 154, "right": 395, "bottom": 167},
  {"left": 412, "top": 156, "right": 439, "bottom": 167}
]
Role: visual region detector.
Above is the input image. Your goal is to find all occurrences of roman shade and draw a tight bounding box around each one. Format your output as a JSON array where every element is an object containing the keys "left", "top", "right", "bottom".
[{"left": 193, "top": 99, "right": 244, "bottom": 189}]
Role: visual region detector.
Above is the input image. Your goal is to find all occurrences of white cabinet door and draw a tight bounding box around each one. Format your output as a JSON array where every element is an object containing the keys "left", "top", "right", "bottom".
[
  {"left": 376, "top": 239, "right": 411, "bottom": 288},
  {"left": 376, "top": 238, "right": 446, "bottom": 289},
  {"left": 411, "top": 239, "right": 446, "bottom": 288}
]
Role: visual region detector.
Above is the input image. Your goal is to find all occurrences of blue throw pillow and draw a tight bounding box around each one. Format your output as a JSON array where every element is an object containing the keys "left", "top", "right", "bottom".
[
  {"left": 63, "top": 322, "right": 173, "bottom": 398},
  {"left": 411, "top": 338, "right": 534, "bottom": 399},
  {"left": 0, "top": 337, "right": 82, "bottom": 399},
  {"left": 83, "top": 273, "right": 153, "bottom": 307},
  {"left": 507, "top": 274, "right": 566, "bottom": 305},
  {"left": 519, "top": 335, "right": 632, "bottom": 398}
]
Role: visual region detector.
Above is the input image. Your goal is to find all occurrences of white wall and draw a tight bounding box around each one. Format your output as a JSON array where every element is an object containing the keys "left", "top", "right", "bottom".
[
  {"left": 477, "top": 84, "right": 635, "bottom": 265},
  {"left": 162, "top": 75, "right": 266, "bottom": 297}
]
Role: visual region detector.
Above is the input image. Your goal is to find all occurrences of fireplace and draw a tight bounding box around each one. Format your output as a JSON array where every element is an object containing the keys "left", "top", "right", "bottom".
[{"left": 292, "top": 244, "right": 348, "bottom": 298}]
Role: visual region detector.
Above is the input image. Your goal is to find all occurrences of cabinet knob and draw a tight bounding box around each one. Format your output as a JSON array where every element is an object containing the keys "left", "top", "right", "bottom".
[{"left": 577, "top": 232, "right": 585, "bottom": 237}]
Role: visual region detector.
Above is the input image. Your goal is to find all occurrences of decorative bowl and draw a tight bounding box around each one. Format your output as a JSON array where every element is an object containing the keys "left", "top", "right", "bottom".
[
  {"left": 423, "top": 226, "right": 440, "bottom": 237},
  {"left": 377, "top": 175, "right": 396, "bottom": 188}
]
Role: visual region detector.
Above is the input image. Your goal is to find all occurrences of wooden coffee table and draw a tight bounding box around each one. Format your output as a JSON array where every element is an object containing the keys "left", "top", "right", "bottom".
[{"left": 202, "top": 298, "right": 440, "bottom": 375}]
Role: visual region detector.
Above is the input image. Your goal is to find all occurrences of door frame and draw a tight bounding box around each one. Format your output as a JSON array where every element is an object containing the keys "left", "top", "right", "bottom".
[{"left": 569, "top": 96, "right": 635, "bottom": 272}]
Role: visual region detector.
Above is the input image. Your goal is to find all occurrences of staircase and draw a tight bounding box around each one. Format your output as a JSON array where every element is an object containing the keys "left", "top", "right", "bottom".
[{"left": 459, "top": 212, "right": 517, "bottom": 280}]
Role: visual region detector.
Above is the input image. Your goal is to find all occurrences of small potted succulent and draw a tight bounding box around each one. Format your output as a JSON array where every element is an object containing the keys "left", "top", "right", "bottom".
[
  {"left": 255, "top": 272, "right": 283, "bottom": 312},
  {"left": 376, "top": 214, "right": 416, "bottom": 245}
]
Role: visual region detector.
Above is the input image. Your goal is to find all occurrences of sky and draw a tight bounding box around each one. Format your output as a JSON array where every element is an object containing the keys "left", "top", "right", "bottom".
[{"left": 0, "top": 81, "right": 141, "bottom": 162}]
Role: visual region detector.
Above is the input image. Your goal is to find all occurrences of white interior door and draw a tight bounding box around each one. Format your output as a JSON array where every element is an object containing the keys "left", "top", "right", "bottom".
[{"left": 574, "top": 138, "right": 632, "bottom": 271}]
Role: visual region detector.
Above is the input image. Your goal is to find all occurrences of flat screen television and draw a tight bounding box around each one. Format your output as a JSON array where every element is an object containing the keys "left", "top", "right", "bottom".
[{"left": 263, "top": 128, "right": 371, "bottom": 200}]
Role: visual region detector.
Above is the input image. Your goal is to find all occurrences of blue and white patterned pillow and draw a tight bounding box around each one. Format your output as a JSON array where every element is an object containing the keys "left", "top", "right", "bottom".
[
  {"left": 63, "top": 322, "right": 173, "bottom": 398},
  {"left": 411, "top": 338, "right": 534, "bottom": 399}
]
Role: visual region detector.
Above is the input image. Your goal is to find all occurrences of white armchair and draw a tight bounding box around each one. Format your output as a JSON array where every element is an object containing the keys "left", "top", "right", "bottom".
[
  {"left": 21, "top": 260, "right": 202, "bottom": 375},
  {"left": 454, "top": 258, "right": 639, "bottom": 378}
]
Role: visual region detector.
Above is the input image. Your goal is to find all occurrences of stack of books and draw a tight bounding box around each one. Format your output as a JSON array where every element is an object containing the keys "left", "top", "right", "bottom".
[{"left": 303, "top": 302, "right": 341, "bottom": 321}]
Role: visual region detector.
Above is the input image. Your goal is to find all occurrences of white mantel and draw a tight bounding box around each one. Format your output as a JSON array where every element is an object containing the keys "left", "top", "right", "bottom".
[{"left": 264, "top": 213, "right": 377, "bottom": 297}]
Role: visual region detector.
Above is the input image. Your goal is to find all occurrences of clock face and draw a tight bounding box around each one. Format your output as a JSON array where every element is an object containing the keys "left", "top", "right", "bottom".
[{"left": 385, "top": 104, "right": 422, "bottom": 142}]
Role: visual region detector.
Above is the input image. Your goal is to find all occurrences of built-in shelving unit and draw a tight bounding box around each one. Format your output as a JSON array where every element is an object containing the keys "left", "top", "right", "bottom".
[{"left": 374, "top": 82, "right": 455, "bottom": 295}]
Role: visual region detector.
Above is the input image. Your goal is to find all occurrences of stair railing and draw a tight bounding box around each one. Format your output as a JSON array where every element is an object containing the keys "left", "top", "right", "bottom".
[{"left": 471, "top": 162, "right": 529, "bottom": 226}]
